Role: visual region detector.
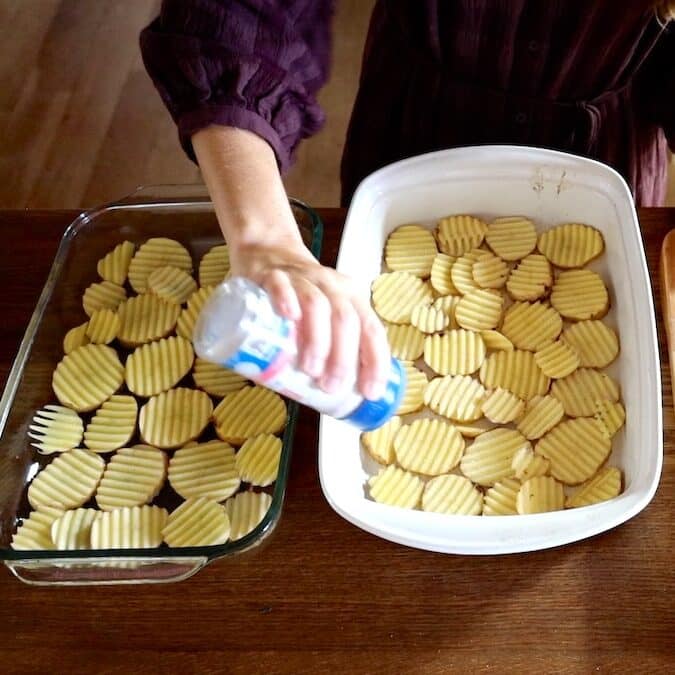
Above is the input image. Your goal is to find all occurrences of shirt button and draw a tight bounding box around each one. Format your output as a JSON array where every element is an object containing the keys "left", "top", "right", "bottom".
[
  {"left": 528, "top": 40, "right": 539, "bottom": 52},
  {"left": 515, "top": 112, "right": 528, "bottom": 124}
]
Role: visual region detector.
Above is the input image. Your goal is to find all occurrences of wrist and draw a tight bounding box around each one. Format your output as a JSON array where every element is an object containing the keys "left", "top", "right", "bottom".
[
  {"left": 227, "top": 220, "right": 306, "bottom": 258},
  {"left": 193, "top": 124, "right": 304, "bottom": 254}
]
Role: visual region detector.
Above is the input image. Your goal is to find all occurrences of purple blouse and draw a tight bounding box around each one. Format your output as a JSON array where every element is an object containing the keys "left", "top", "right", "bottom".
[{"left": 140, "top": 1, "right": 675, "bottom": 206}]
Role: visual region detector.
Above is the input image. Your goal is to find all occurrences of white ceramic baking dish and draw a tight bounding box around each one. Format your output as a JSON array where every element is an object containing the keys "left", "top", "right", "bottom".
[{"left": 318, "top": 145, "right": 662, "bottom": 554}]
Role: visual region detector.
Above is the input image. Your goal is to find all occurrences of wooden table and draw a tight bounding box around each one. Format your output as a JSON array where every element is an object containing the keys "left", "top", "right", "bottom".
[{"left": 0, "top": 208, "right": 673, "bottom": 674}]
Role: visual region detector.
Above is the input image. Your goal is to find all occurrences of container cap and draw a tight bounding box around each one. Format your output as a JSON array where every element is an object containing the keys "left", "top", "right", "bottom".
[{"left": 341, "top": 358, "right": 406, "bottom": 431}]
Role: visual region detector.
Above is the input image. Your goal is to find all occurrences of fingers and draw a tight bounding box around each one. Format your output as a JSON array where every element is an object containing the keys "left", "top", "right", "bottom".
[
  {"left": 259, "top": 268, "right": 331, "bottom": 379},
  {"left": 260, "top": 264, "right": 391, "bottom": 402},
  {"left": 352, "top": 297, "right": 391, "bottom": 400},
  {"left": 311, "top": 274, "right": 390, "bottom": 400},
  {"left": 260, "top": 270, "right": 301, "bottom": 321},
  {"left": 316, "top": 283, "right": 361, "bottom": 394},
  {"left": 293, "top": 278, "right": 332, "bottom": 379}
]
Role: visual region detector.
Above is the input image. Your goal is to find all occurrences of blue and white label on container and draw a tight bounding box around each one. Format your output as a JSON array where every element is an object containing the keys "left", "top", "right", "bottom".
[
  {"left": 223, "top": 315, "right": 293, "bottom": 380},
  {"left": 341, "top": 358, "right": 406, "bottom": 431}
]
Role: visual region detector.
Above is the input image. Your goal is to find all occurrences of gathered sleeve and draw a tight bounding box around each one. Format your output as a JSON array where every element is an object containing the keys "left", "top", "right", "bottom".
[
  {"left": 637, "top": 20, "right": 675, "bottom": 152},
  {"left": 140, "top": 0, "right": 335, "bottom": 170}
]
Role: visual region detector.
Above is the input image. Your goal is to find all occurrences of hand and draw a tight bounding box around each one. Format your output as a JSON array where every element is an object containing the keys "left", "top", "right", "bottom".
[
  {"left": 230, "top": 235, "right": 391, "bottom": 400},
  {"left": 191, "top": 124, "right": 389, "bottom": 398}
]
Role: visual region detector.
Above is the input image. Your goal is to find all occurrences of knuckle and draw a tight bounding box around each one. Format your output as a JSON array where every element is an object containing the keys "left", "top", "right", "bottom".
[
  {"left": 300, "top": 288, "right": 319, "bottom": 312},
  {"left": 333, "top": 270, "right": 354, "bottom": 290},
  {"left": 261, "top": 269, "right": 285, "bottom": 290},
  {"left": 331, "top": 299, "right": 358, "bottom": 327},
  {"left": 305, "top": 291, "right": 331, "bottom": 318}
]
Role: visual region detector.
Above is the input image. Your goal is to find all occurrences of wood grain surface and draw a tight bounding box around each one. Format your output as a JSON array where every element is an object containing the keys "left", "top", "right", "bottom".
[
  {"left": 0, "top": 0, "right": 375, "bottom": 210},
  {"left": 0, "top": 208, "right": 673, "bottom": 674}
]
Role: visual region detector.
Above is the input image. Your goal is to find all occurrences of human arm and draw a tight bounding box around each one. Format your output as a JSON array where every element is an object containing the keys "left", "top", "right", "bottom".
[
  {"left": 192, "top": 124, "right": 391, "bottom": 399},
  {"left": 140, "top": 1, "right": 391, "bottom": 398},
  {"left": 140, "top": 0, "right": 334, "bottom": 168}
]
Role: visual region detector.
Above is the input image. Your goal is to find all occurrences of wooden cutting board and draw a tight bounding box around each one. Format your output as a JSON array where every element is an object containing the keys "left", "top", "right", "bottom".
[{"left": 660, "top": 229, "right": 675, "bottom": 403}]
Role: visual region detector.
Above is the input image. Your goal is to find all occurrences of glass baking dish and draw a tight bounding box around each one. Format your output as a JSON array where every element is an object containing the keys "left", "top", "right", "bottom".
[{"left": 0, "top": 185, "right": 322, "bottom": 585}]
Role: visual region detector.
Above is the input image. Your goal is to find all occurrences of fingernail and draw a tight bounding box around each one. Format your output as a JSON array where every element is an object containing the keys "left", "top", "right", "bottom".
[
  {"left": 281, "top": 302, "right": 301, "bottom": 321},
  {"left": 302, "top": 356, "right": 323, "bottom": 377},
  {"left": 320, "top": 375, "right": 341, "bottom": 393},
  {"left": 363, "top": 380, "right": 385, "bottom": 401}
]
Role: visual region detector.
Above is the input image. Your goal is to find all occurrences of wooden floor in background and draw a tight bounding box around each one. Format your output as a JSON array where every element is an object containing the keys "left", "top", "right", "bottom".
[
  {"left": 0, "top": 0, "right": 672, "bottom": 210},
  {"left": 0, "top": 0, "right": 373, "bottom": 210}
]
